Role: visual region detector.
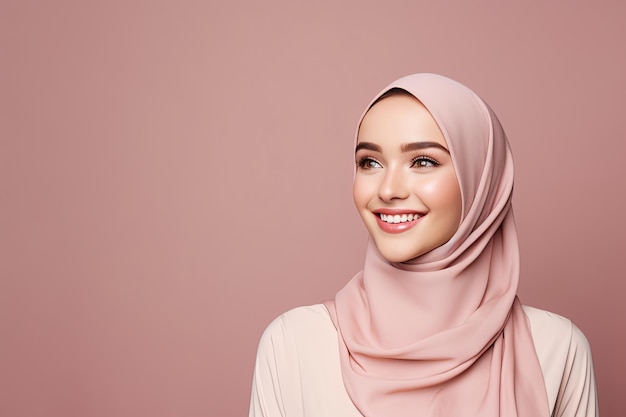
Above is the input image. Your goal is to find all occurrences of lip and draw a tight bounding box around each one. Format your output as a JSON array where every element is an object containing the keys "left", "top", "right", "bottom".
[{"left": 372, "top": 209, "right": 424, "bottom": 234}]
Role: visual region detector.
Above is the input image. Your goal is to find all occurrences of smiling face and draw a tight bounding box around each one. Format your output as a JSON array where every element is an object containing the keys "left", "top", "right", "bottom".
[{"left": 353, "top": 92, "right": 462, "bottom": 263}]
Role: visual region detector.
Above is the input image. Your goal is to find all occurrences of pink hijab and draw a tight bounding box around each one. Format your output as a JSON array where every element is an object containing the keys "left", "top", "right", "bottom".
[{"left": 324, "top": 74, "right": 549, "bottom": 416}]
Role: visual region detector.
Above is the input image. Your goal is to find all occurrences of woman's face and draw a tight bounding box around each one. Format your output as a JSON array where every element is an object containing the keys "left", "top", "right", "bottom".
[{"left": 353, "top": 93, "right": 462, "bottom": 263}]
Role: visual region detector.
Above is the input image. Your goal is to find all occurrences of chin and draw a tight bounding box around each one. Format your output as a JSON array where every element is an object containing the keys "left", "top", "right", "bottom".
[
  {"left": 376, "top": 243, "right": 425, "bottom": 263},
  {"left": 373, "top": 235, "right": 452, "bottom": 263},
  {"left": 382, "top": 254, "right": 414, "bottom": 263}
]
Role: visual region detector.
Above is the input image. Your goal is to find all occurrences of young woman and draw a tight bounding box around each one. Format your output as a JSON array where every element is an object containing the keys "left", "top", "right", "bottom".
[{"left": 249, "top": 73, "right": 598, "bottom": 417}]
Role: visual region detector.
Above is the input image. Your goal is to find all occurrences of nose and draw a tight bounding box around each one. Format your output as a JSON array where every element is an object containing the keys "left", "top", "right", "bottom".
[{"left": 378, "top": 166, "right": 410, "bottom": 202}]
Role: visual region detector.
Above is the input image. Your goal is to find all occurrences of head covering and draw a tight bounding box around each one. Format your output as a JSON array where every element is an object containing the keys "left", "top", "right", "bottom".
[{"left": 323, "top": 74, "right": 549, "bottom": 416}]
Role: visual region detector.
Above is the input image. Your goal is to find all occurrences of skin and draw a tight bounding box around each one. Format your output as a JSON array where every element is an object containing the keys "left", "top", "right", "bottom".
[{"left": 353, "top": 93, "right": 462, "bottom": 263}]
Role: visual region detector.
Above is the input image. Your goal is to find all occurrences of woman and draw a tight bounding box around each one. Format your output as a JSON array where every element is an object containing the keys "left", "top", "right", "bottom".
[{"left": 249, "top": 73, "right": 598, "bottom": 416}]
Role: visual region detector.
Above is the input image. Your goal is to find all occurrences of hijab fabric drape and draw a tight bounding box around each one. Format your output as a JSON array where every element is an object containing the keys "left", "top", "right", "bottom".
[{"left": 324, "top": 73, "right": 549, "bottom": 417}]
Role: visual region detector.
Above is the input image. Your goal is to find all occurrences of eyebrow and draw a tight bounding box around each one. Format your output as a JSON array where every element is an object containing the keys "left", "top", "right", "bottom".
[{"left": 355, "top": 141, "right": 450, "bottom": 154}]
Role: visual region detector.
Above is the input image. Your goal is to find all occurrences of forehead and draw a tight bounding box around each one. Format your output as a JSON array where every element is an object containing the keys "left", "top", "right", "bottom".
[{"left": 357, "top": 94, "right": 448, "bottom": 148}]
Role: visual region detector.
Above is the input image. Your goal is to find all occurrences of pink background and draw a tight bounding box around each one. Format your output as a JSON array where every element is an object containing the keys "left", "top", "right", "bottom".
[{"left": 2, "top": 1, "right": 625, "bottom": 416}]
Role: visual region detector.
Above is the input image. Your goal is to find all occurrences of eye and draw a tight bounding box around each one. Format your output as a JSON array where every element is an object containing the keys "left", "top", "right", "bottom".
[
  {"left": 357, "top": 157, "right": 382, "bottom": 169},
  {"left": 411, "top": 156, "right": 440, "bottom": 168}
]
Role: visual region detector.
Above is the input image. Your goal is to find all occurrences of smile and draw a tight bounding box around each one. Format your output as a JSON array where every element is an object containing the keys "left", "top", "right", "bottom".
[
  {"left": 379, "top": 213, "right": 421, "bottom": 223},
  {"left": 373, "top": 211, "right": 424, "bottom": 234}
]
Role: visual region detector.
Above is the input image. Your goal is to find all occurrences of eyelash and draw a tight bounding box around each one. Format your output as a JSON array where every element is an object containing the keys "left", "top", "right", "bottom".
[
  {"left": 356, "top": 156, "right": 440, "bottom": 169},
  {"left": 410, "top": 156, "right": 440, "bottom": 168}
]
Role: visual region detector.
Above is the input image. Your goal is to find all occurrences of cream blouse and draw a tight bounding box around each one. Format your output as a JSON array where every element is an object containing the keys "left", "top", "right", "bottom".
[{"left": 249, "top": 304, "right": 598, "bottom": 417}]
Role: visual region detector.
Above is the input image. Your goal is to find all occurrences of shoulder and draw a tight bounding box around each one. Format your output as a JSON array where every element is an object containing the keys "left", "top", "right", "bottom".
[
  {"left": 522, "top": 305, "right": 592, "bottom": 358},
  {"left": 522, "top": 305, "right": 593, "bottom": 370},
  {"left": 256, "top": 304, "right": 336, "bottom": 357},
  {"left": 251, "top": 305, "right": 363, "bottom": 416},
  {"left": 259, "top": 304, "right": 334, "bottom": 338},
  {"left": 522, "top": 305, "right": 598, "bottom": 416},
  {"left": 268, "top": 303, "right": 333, "bottom": 328}
]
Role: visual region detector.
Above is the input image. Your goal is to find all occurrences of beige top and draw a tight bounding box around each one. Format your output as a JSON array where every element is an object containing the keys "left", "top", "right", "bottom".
[{"left": 250, "top": 304, "right": 598, "bottom": 417}]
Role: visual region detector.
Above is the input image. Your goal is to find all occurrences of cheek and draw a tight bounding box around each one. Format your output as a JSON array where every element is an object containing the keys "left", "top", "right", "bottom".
[
  {"left": 352, "top": 179, "right": 365, "bottom": 211},
  {"left": 419, "top": 172, "right": 462, "bottom": 217},
  {"left": 353, "top": 176, "right": 372, "bottom": 209}
]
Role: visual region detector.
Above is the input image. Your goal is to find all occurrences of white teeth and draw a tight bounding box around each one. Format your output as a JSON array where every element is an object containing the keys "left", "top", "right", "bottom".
[{"left": 379, "top": 213, "right": 420, "bottom": 224}]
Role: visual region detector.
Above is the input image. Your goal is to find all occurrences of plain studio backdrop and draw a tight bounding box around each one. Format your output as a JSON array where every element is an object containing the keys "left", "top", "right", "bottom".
[{"left": 1, "top": 1, "right": 624, "bottom": 416}]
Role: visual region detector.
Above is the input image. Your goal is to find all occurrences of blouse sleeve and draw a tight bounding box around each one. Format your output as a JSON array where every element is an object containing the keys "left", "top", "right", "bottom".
[
  {"left": 249, "top": 317, "right": 288, "bottom": 417},
  {"left": 249, "top": 312, "right": 307, "bottom": 417},
  {"left": 552, "top": 323, "right": 599, "bottom": 417}
]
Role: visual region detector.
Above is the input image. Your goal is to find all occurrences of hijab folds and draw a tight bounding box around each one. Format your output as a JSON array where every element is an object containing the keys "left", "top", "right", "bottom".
[{"left": 323, "top": 74, "right": 549, "bottom": 417}]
